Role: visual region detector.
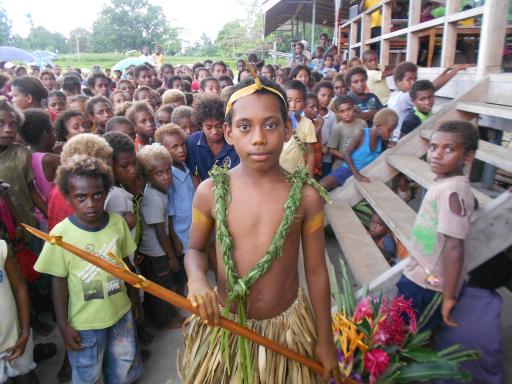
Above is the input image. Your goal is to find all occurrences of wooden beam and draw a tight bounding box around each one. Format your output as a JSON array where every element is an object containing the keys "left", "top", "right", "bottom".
[
  {"left": 440, "top": 0, "right": 460, "bottom": 67},
  {"left": 380, "top": 0, "right": 391, "bottom": 65},
  {"left": 477, "top": 0, "right": 509, "bottom": 78},
  {"left": 406, "top": 0, "right": 420, "bottom": 63},
  {"left": 457, "top": 102, "right": 512, "bottom": 121},
  {"left": 324, "top": 201, "right": 390, "bottom": 285}
]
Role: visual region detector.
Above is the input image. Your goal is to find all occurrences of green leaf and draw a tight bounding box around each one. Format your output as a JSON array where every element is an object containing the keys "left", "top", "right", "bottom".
[
  {"left": 401, "top": 347, "right": 443, "bottom": 362},
  {"left": 395, "top": 361, "right": 472, "bottom": 382}
]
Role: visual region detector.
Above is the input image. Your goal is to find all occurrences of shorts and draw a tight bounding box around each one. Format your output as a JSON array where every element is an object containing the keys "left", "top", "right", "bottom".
[
  {"left": 327, "top": 166, "right": 353, "bottom": 187},
  {"left": 0, "top": 330, "right": 36, "bottom": 383},
  {"left": 68, "top": 311, "right": 143, "bottom": 384},
  {"left": 396, "top": 275, "right": 442, "bottom": 332}
]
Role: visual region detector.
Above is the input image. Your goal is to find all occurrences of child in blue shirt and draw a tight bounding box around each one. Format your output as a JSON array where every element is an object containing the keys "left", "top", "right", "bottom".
[
  {"left": 186, "top": 96, "right": 239, "bottom": 181},
  {"left": 320, "top": 108, "right": 397, "bottom": 191},
  {"left": 345, "top": 66, "right": 383, "bottom": 126}
]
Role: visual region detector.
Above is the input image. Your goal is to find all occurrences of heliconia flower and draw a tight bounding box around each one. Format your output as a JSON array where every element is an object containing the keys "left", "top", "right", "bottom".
[
  {"left": 353, "top": 297, "right": 373, "bottom": 323},
  {"left": 391, "top": 296, "right": 417, "bottom": 333},
  {"left": 364, "top": 349, "right": 390, "bottom": 381}
]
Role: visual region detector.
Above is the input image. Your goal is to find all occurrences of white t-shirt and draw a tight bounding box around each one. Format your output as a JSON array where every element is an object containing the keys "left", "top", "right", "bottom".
[
  {"left": 0, "top": 240, "right": 19, "bottom": 353},
  {"left": 387, "top": 90, "right": 414, "bottom": 141},
  {"left": 139, "top": 184, "right": 169, "bottom": 257},
  {"left": 320, "top": 109, "right": 337, "bottom": 163}
]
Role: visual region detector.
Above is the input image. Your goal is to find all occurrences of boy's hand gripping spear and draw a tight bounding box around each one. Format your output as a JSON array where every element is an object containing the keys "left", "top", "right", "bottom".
[{"left": 22, "top": 224, "right": 355, "bottom": 384}]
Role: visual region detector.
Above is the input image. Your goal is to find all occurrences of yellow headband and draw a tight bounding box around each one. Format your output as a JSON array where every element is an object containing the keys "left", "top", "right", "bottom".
[{"left": 225, "top": 62, "right": 287, "bottom": 117}]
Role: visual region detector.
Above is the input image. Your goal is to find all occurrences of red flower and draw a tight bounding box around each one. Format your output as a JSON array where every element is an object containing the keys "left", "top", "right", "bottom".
[
  {"left": 354, "top": 297, "right": 373, "bottom": 323},
  {"left": 364, "top": 349, "right": 390, "bottom": 382}
]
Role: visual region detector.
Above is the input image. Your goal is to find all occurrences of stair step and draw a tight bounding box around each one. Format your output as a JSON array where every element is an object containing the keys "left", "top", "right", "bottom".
[
  {"left": 387, "top": 154, "right": 492, "bottom": 207},
  {"left": 457, "top": 101, "right": 512, "bottom": 120},
  {"left": 324, "top": 201, "right": 390, "bottom": 286},
  {"left": 421, "top": 130, "right": 512, "bottom": 174},
  {"left": 355, "top": 180, "right": 417, "bottom": 252}
]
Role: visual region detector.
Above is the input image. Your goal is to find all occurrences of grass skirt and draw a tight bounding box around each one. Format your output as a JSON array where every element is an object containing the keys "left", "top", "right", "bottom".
[{"left": 178, "top": 288, "right": 322, "bottom": 383}]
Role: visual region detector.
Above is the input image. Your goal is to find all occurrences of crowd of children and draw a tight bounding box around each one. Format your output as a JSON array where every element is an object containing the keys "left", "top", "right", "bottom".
[{"left": 0, "top": 37, "right": 507, "bottom": 383}]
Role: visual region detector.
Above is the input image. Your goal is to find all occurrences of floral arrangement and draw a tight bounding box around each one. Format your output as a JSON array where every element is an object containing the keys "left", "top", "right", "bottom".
[{"left": 331, "top": 260, "right": 478, "bottom": 384}]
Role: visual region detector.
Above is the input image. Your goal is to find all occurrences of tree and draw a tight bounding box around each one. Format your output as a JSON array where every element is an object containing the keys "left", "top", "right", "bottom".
[
  {"left": 91, "top": 0, "right": 181, "bottom": 53},
  {"left": 22, "top": 26, "right": 69, "bottom": 53},
  {"left": 0, "top": 4, "right": 12, "bottom": 45},
  {"left": 215, "top": 21, "right": 248, "bottom": 57},
  {"left": 69, "top": 28, "right": 92, "bottom": 53}
]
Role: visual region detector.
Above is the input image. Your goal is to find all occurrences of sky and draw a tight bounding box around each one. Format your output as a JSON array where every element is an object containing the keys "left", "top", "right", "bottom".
[{"left": 3, "top": 0, "right": 249, "bottom": 45}]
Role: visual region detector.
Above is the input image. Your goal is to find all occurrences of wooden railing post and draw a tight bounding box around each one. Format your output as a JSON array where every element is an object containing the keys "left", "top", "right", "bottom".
[
  {"left": 380, "top": 1, "right": 392, "bottom": 66},
  {"left": 476, "top": 0, "right": 510, "bottom": 78},
  {"left": 406, "top": 0, "right": 421, "bottom": 63},
  {"left": 440, "top": 0, "right": 461, "bottom": 67}
]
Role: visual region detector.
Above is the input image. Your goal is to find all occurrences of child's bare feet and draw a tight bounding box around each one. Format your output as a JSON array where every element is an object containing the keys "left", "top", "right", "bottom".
[{"left": 165, "top": 316, "right": 186, "bottom": 329}]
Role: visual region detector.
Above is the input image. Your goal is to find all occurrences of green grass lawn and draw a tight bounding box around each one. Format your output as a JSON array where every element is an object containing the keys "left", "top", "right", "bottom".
[{"left": 53, "top": 53, "right": 287, "bottom": 72}]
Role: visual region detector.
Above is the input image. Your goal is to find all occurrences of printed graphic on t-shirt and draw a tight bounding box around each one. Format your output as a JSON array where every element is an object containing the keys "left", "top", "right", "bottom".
[
  {"left": 411, "top": 200, "right": 438, "bottom": 255},
  {"left": 79, "top": 237, "right": 124, "bottom": 301}
]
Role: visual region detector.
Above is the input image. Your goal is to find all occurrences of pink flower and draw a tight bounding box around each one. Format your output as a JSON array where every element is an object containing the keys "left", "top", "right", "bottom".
[
  {"left": 391, "top": 296, "right": 417, "bottom": 333},
  {"left": 353, "top": 297, "right": 373, "bottom": 323},
  {"left": 364, "top": 349, "right": 390, "bottom": 382}
]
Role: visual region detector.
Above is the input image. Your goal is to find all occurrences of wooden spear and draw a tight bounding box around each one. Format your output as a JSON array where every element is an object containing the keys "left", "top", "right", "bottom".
[{"left": 22, "top": 224, "right": 355, "bottom": 383}]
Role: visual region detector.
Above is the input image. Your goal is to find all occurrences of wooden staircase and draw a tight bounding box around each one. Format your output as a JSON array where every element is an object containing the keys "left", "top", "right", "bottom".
[{"left": 324, "top": 75, "right": 512, "bottom": 297}]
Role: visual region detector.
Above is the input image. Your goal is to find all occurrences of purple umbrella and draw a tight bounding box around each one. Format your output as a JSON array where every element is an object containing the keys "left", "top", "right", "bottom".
[{"left": 0, "top": 46, "right": 37, "bottom": 63}]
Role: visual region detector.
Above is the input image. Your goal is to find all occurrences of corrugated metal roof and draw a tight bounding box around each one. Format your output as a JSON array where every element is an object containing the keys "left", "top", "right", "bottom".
[{"left": 263, "top": 0, "right": 349, "bottom": 37}]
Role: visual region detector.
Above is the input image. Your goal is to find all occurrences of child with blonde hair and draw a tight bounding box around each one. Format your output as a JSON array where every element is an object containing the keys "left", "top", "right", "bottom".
[
  {"left": 162, "top": 89, "right": 186, "bottom": 107},
  {"left": 137, "top": 143, "right": 184, "bottom": 328}
]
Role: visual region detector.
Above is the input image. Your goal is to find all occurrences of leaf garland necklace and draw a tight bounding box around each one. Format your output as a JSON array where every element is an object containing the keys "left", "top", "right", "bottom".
[{"left": 209, "top": 165, "right": 330, "bottom": 384}]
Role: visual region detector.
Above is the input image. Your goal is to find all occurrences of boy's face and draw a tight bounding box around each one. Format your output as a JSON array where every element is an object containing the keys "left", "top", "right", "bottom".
[
  {"left": 11, "top": 87, "right": 31, "bottom": 110},
  {"left": 261, "top": 67, "right": 273, "bottom": 79},
  {"left": 203, "top": 80, "right": 220, "bottom": 95},
  {"left": 376, "top": 123, "right": 395, "bottom": 141},
  {"left": 350, "top": 73, "right": 367, "bottom": 95},
  {"left": 91, "top": 102, "right": 113, "bottom": 127},
  {"left": 48, "top": 96, "right": 66, "bottom": 114},
  {"left": 137, "top": 90, "right": 157, "bottom": 110},
  {"left": 93, "top": 78, "right": 110, "bottom": 97},
  {"left": 294, "top": 44, "right": 303, "bottom": 55},
  {"left": 0, "top": 110, "right": 18, "bottom": 148},
  {"left": 162, "top": 66, "right": 173, "bottom": 81},
  {"left": 427, "top": 131, "right": 473, "bottom": 177},
  {"left": 65, "top": 116, "right": 87, "bottom": 140},
  {"left": 286, "top": 89, "right": 305, "bottom": 114},
  {"left": 172, "top": 79, "right": 184, "bottom": 91},
  {"left": 148, "top": 160, "right": 172, "bottom": 191},
  {"left": 177, "top": 117, "right": 195, "bottom": 135},
  {"left": 315, "top": 48, "right": 323, "bottom": 58},
  {"left": 320, "top": 35, "right": 328, "bottom": 46},
  {"left": 113, "top": 151, "right": 138, "bottom": 187},
  {"left": 137, "top": 70, "right": 152, "bottom": 87},
  {"left": 41, "top": 74, "right": 55, "bottom": 90},
  {"left": 202, "top": 118, "right": 224, "bottom": 144},
  {"left": 225, "top": 93, "right": 290, "bottom": 171},
  {"left": 304, "top": 98, "right": 319, "bottom": 120},
  {"left": 54, "top": 66, "right": 61, "bottom": 76},
  {"left": 336, "top": 102, "right": 355, "bottom": 123},
  {"left": 212, "top": 65, "right": 226, "bottom": 79},
  {"left": 295, "top": 69, "right": 309, "bottom": 87},
  {"left": 237, "top": 61, "right": 246, "bottom": 72},
  {"left": 369, "top": 214, "right": 388, "bottom": 238},
  {"left": 414, "top": 89, "right": 434, "bottom": 114},
  {"left": 112, "top": 93, "right": 128, "bottom": 108},
  {"left": 118, "top": 82, "right": 135, "bottom": 99},
  {"left": 111, "top": 122, "right": 136, "bottom": 141},
  {"left": 324, "top": 56, "right": 334, "bottom": 68},
  {"left": 67, "top": 176, "right": 107, "bottom": 227},
  {"left": 317, "top": 87, "right": 334, "bottom": 110},
  {"left": 333, "top": 80, "right": 346, "bottom": 97},
  {"left": 134, "top": 110, "right": 156, "bottom": 141},
  {"left": 197, "top": 69, "right": 209, "bottom": 81},
  {"left": 161, "top": 134, "right": 187, "bottom": 164},
  {"left": 156, "top": 110, "right": 172, "bottom": 127},
  {"left": 397, "top": 71, "right": 417, "bottom": 92},
  {"left": 364, "top": 53, "right": 379, "bottom": 70}
]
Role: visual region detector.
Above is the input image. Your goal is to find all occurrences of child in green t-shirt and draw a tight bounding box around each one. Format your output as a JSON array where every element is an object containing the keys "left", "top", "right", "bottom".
[{"left": 34, "top": 155, "right": 142, "bottom": 384}]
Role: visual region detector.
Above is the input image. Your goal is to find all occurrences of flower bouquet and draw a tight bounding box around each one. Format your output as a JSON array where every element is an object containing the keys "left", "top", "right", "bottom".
[{"left": 331, "top": 259, "right": 478, "bottom": 383}]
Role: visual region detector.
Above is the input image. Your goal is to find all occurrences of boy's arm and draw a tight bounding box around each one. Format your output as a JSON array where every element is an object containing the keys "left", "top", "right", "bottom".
[
  {"left": 153, "top": 222, "right": 180, "bottom": 272},
  {"left": 343, "top": 130, "right": 370, "bottom": 182},
  {"left": 53, "top": 276, "right": 82, "bottom": 350},
  {"left": 185, "top": 180, "right": 219, "bottom": 325},
  {"left": 4, "top": 246, "right": 30, "bottom": 360},
  {"left": 28, "top": 180, "right": 48, "bottom": 218},
  {"left": 168, "top": 216, "right": 183, "bottom": 256},
  {"left": 441, "top": 235, "right": 464, "bottom": 327},
  {"left": 301, "top": 189, "right": 342, "bottom": 382},
  {"left": 305, "top": 143, "right": 316, "bottom": 176},
  {"left": 328, "top": 147, "right": 344, "bottom": 160},
  {"left": 432, "top": 64, "right": 472, "bottom": 91}
]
